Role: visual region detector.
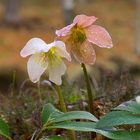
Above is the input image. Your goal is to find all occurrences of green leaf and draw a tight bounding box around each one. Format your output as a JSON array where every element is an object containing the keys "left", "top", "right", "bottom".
[
  {"left": 40, "top": 135, "right": 64, "bottom": 140},
  {"left": 96, "top": 111, "right": 140, "bottom": 128},
  {"left": 114, "top": 102, "right": 140, "bottom": 115},
  {"left": 41, "top": 103, "right": 63, "bottom": 125},
  {"left": 49, "top": 122, "right": 140, "bottom": 140},
  {"left": 42, "top": 103, "right": 98, "bottom": 127},
  {"left": 97, "top": 130, "right": 140, "bottom": 140},
  {"left": 53, "top": 111, "right": 98, "bottom": 123},
  {"left": 48, "top": 121, "right": 97, "bottom": 132},
  {"left": 0, "top": 118, "right": 11, "bottom": 139}
]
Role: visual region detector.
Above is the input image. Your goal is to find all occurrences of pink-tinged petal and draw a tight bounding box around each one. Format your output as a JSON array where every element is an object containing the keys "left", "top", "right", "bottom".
[
  {"left": 20, "top": 38, "right": 48, "bottom": 57},
  {"left": 55, "top": 41, "right": 71, "bottom": 61},
  {"left": 48, "top": 61, "right": 66, "bottom": 85},
  {"left": 73, "top": 14, "right": 97, "bottom": 28},
  {"left": 72, "top": 40, "right": 96, "bottom": 65},
  {"left": 27, "top": 54, "right": 48, "bottom": 83},
  {"left": 55, "top": 23, "right": 75, "bottom": 37},
  {"left": 86, "top": 25, "right": 113, "bottom": 48}
]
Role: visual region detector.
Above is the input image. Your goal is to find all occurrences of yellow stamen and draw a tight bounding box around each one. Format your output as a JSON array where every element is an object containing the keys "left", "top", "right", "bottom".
[
  {"left": 34, "top": 52, "right": 47, "bottom": 67},
  {"left": 47, "top": 47, "right": 62, "bottom": 66},
  {"left": 70, "top": 26, "right": 86, "bottom": 44},
  {"left": 34, "top": 47, "right": 62, "bottom": 67}
]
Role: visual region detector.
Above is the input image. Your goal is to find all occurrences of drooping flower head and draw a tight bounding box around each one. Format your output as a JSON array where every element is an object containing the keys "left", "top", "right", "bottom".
[
  {"left": 20, "top": 38, "right": 71, "bottom": 85},
  {"left": 56, "top": 14, "right": 113, "bottom": 65}
]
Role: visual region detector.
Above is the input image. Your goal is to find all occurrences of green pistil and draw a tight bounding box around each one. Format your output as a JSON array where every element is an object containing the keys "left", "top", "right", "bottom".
[
  {"left": 47, "top": 47, "right": 62, "bottom": 66},
  {"left": 34, "top": 47, "right": 62, "bottom": 68},
  {"left": 70, "top": 26, "right": 86, "bottom": 44}
]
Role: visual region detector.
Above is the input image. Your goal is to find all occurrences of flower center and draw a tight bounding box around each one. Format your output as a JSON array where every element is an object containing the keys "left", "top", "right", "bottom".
[
  {"left": 70, "top": 26, "right": 86, "bottom": 44},
  {"left": 34, "top": 47, "right": 62, "bottom": 67},
  {"left": 47, "top": 47, "right": 62, "bottom": 66},
  {"left": 34, "top": 52, "right": 47, "bottom": 67}
]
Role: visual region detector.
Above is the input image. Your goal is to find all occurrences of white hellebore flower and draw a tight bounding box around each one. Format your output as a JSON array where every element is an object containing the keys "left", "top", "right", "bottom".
[{"left": 20, "top": 38, "right": 71, "bottom": 85}]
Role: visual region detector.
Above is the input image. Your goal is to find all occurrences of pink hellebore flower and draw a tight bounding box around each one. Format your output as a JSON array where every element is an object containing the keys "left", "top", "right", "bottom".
[
  {"left": 20, "top": 38, "right": 71, "bottom": 85},
  {"left": 56, "top": 14, "right": 113, "bottom": 65}
]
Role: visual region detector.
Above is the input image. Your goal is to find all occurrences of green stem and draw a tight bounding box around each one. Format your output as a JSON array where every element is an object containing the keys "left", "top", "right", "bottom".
[
  {"left": 55, "top": 85, "right": 67, "bottom": 112},
  {"left": 55, "top": 85, "right": 77, "bottom": 140},
  {"left": 81, "top": 63, "right": 94, "bottom": 114},
  {"left": 81, "top": 63, "right": 96, "bottom": 138}
]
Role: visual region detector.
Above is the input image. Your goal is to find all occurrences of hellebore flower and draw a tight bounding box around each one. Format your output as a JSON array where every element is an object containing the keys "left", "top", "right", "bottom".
[
  {"left": 20, "top": 38, "right": 71, "bottom": 85},
  {"left": 56, "top": 14, "right": 113, "bottom": 65}
]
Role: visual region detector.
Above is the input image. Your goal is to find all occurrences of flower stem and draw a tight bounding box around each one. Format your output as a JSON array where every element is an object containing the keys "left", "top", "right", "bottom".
[
  {"left": 81, "top": 63, "right": 94, "bottom": 114},
  {"left": 55, "top": 85, "right": 67, "bottom": 112},
  {"left": 81, "top": 63, "right": 96, "bottom": 138},
  {"left": 55, "top": 85, "right": 77, "bottom": 140}
]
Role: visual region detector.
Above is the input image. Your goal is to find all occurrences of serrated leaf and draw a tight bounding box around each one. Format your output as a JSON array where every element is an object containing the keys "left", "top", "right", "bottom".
[
  {"left": 0, "top": 118, "right": 11, "bottom": 139},
  {"left": 96, "top": 111, "right": 140, "bottom": 128},
  {"left": 48, "top": 122, "right": 140, "bottom": 140}
]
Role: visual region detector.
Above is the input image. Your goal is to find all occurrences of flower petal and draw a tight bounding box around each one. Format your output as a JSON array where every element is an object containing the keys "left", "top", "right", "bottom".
[
  {"left": 72, "top": 40, "right": 96, "bottom": 65},
  {"left": 54, "top": 41, "right": 71, "bottom": 61},
  {"left": 27, "top": 54, "right": 48, "bottom": 83},
  {"left": 73, "top": 14, "right": 97, "bottom": 27},
  {"left": 86, "top": 25, "right": 113, "bottom": 48},
  {"left": 20, "top": 38, "right": 51, "bottom": 57},
  {"left": 48, "top": 61, "right": 66, "bottom": 85},
  {"left": 55, "top": 23, "right": 75, "bottom": 37}
]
